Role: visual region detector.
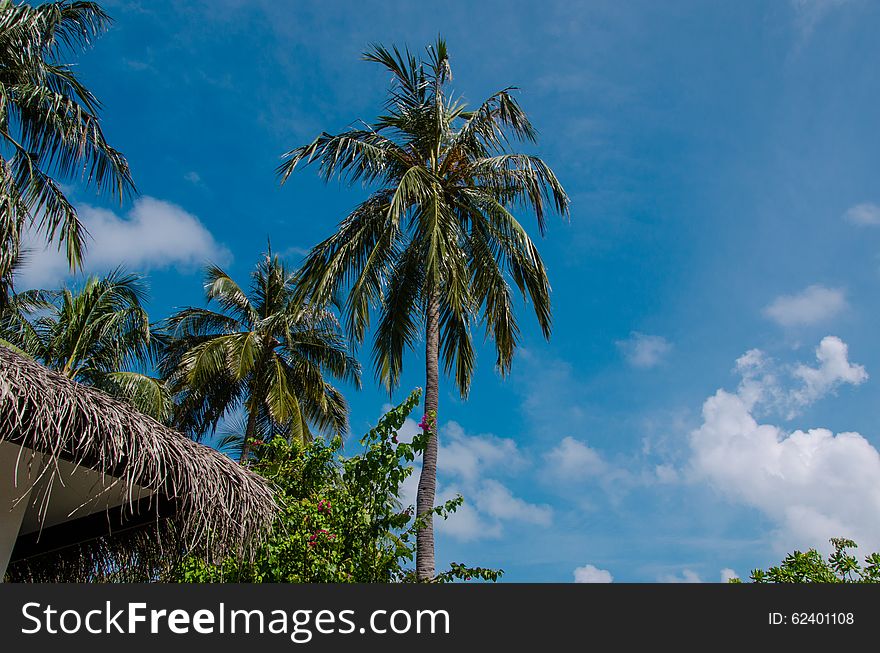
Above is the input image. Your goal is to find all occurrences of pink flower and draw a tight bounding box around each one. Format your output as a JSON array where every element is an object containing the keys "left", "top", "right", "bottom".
[{"left": 418, "top": 414, "right": 429, "bottom": 430}]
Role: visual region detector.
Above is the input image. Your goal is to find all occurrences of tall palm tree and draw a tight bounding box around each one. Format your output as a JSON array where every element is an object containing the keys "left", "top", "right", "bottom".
[
  {"left": 0, "top": 0, "right": 134, "bottom": 302},
  {"left": 159, "top": 251, "right": 361, "bottom": 463},
  {"left": 0, "top": 269, "right": 170, "bottom": 419},
  {"left": 278, "top": 38, "right": 569, "bottom": 579}
]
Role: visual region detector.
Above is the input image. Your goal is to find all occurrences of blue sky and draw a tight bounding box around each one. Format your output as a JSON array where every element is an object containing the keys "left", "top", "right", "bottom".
[{"left": 20, "top": 0, "right": 880, "bottom": 582}]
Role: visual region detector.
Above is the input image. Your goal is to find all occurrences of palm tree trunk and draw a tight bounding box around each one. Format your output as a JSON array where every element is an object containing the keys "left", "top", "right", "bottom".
[
  {"left": 416, "top": 290, "right": 440, "bottom": 581},
  {"left": 239, "top": 399, "right": 259, "bottom": 464}
]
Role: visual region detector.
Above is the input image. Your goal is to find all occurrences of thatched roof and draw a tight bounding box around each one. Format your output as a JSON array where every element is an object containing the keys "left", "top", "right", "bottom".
[{"left": 0, "top": 346, "right": 276, "bottom": 579}]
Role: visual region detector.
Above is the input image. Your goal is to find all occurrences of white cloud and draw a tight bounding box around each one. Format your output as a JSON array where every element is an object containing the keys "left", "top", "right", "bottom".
[
  {"left": 395, "top": 419, "right": 551, "bottom": 543},
  {"left": 763, "top": 285, "right": 847, "bottom": 327},
  {"left": 544, "top": 436, "right": 608, "bottom": 482},
  {"left": 184, "top": 171, "right": 201, "bottom": 184},
  {"left": 477, "top": 479, "right": 552, "bottom": 525},
  {"left": 388, "top": 409, "right": 421, "bottom": 445},
  {"left": 440, "top": 422, "right": 526, "bottom": 483},
  {"left": 437, "top": 493, "right": 503, "bottom": 542},
  {"left": 689, "top": 337, "right": 880, "bottom": 552},
  {"left": 720, "top": 568, "right": 739, "bottom": 583},
  {"left": 735, "top": 337, "right": 867, "bottom": 419},
  {"left": 573, "top": 564, "right": 613, "bottom": 583},
  {"left": 791, "top": 336, "right": 868, "bottom": 406},
  {"left": 843, "top": 202, "right": 880, "bottom": 226},
  {"left": 616, "top": 332, "right": 672, "bottom": 368},
  {"left": 436, "top": 479, "right": 552, "bottom": 542},
  {"left": 659, "top": 569, "right": 703, "bottom": 583},
  {"left": 18, "top": 196, "right": 231, "bottom": 288}
]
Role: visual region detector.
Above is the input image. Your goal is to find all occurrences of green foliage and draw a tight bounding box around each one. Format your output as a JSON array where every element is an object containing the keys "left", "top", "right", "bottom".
[
  {"left": 158, "top": 250, "right": 361, "bottom": 461},
  {"left": 0, "top": 0, "right": 134, "bottom": 300},
  {"left": 739, "top": 538, "right": 880, "bottom": 583},
  {"left": 279, "top": 36, "right": 569, "bottom": 397},
  {"left": 172, "top": 389, "right": 502, "bottom": 583},
  {"left": 0, "top": 269, "right": 169, "bottom": 419}
]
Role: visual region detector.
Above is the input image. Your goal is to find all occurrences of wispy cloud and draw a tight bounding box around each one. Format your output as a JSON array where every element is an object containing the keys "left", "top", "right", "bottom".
[
  {"left": 616, "top": 332, "right": 672, "bottom": 369},
  {"left": 843, "top": 202, "right": 880, "bottom": 226},
  {"left": 763, "top": 285, "right": 847, "bottom": 327}
]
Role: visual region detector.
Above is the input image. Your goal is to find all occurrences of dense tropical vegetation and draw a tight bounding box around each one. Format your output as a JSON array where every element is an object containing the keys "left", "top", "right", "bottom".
[
  {"left": 173, "top": 389, "right": 500, "bottom": 583},
  {"left": 278, "top": 37, "right": 569, "bottom": 579}
]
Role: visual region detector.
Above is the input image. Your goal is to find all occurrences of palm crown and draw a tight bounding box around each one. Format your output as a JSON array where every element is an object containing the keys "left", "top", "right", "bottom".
[
  {"left": 160, "top": 251, "right": 361, "bottom": 462},
  {"left": 0, "top": 0, "right": 134, "bottom": 297},
  {"left": 279, "top": 37, "right": 569, "bottom": 396},
  {"left": 0, "top": 269, "right": 169, "bottom": 419}
]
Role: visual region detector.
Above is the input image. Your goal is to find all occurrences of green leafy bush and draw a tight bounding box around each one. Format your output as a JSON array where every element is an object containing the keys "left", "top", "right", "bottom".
[
  {"left": 173, "top": 389, "right": 501, "bottom": 583},
  {"left": 733, "top": 538, "right": 880, "bottom": 583}
]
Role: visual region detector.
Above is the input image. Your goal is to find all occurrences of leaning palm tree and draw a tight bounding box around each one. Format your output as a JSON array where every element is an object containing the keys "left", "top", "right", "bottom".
[
  {"left": 0, "top": 0, "right": 134, "bottom": 303},
  {"left": 278, "top": 38, "right": 569, "bottom": 579},
  {"left": 0, "top": 269, "right": 170, "bottom": 419},
  {"left": 159, "top": 251, "right": 361, "bottom": 463}
]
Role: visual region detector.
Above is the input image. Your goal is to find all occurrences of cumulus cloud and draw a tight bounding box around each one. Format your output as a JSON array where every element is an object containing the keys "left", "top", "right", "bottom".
[
  {"left": 440, "top": 422, "right": 526, "bottom": 483},
  {"left": 843, "top": 202, "right": 880, "bottom": 226},
  {"left": 689, "top": 337, "right": 880, "bottom": 552},
  {"left": 434, "top": 485, "right": 503, "bottom": 542},
  {"left": 720, "top": 568, "right": 739, "bottom": 583},
  {"left": 791, "top": 336, "right": 868, "bottom": 406},
  {"left": 735, "top": 336, "right": 867, "bottom": 418},
  {"left": 659, "top": 569, "right": 703, "bottom": 583},
  {"left": 476, "top": 479, "right": 552, "bottom": 525},
  {"left": 18, "top": 197, "right": 231, "bottom": 288},
  {"left": 763, "top": 285, "right": 847, "bottom": 327},
  {"left": 395, "top": 419, "right": 551, "bottom": 542},
  {"left": 437, "top": 477, "right": 552, "bottom": 541},
  {"left": 616, "top": 332, "right": 672, "bottom": 368},
  {"left": 544, "top": 436, "right": 608, "bottom": 482},
  {"left": 573, "top": 564, "right": 613, "bottom": 583}
]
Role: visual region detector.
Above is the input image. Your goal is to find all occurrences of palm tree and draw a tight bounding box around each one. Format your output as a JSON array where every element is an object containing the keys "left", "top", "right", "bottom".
[
  {"left": 0, "top": 269, "right": 170, "bottom": 419},
  {"left": 277, "top": 38, "right": 569, "bottom": 579},
  {"left": 0, "top": 0, "right": 134, "bottom": 302},
  {"left": 159, "top": 250, "right": 361, "bottom": 463}
]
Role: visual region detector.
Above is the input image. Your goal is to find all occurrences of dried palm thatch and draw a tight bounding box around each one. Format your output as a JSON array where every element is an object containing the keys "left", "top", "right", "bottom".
[{"left": 0, "top": 346, "right": 277, "bottom": 581}]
